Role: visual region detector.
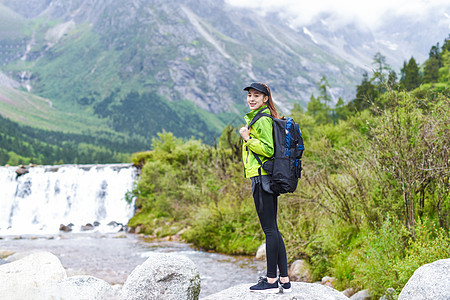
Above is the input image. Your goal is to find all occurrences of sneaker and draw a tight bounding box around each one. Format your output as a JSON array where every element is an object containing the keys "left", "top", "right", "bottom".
[
  {"left": 278, "top": 278, "right": 292, "bottom": 293},
  {"left": 250, "top": 277, "right": 279, "bottom": 293}
]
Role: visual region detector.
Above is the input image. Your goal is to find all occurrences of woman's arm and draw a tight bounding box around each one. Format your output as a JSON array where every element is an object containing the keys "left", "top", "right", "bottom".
[{"left": 243, "top": 117, "right": 274, "bottom": 158}]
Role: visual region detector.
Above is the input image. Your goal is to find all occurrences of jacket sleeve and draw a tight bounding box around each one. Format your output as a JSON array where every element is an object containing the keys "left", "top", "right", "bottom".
[{"left": 244, "top": 116, "right": 274, "bottom": 158}]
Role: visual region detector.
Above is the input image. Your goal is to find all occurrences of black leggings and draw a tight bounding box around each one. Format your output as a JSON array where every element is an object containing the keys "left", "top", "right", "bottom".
[{"left": 252, "top": 178, "right": 288, "bottom": 278}]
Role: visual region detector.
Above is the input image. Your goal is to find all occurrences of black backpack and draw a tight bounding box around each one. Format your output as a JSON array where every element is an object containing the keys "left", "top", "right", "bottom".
[{"left": 248, "top": 108, "right": 304, "bottom": 195}]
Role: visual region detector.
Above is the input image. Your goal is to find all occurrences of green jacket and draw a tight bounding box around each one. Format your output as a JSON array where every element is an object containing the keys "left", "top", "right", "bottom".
[{"left": 242, "top": 106, "right": 274, "bottom": 178}]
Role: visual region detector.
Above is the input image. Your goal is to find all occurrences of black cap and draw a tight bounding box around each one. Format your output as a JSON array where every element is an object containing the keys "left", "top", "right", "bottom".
[{"left": 243, "top": 83, "right": 269, "bottom": 96}]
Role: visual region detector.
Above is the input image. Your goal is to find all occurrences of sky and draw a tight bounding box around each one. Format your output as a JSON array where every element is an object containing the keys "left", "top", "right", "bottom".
[{"left": 225, "top": 0, "right": 450, "bottom": 30}]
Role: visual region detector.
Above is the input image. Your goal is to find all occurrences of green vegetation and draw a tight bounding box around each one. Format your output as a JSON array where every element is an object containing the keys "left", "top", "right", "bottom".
[
  {"left": 0, "top": 113, "right": 137, "bottom": 165},
  {"left": 130, "top": 37, "right": 450, "bottom": 298}
]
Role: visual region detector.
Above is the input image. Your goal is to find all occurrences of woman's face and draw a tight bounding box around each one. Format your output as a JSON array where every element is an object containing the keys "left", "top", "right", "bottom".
[{"left": 247, "top": 88, "right": 268, "bottom": 110}]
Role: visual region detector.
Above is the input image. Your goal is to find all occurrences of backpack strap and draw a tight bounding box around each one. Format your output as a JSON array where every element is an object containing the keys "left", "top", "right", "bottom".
[
  {"left": 247, "top": 107, "right": 272, "bottom": 213},
  {"left": 247, "top": 108, "right": 272, "bottom": 129}
]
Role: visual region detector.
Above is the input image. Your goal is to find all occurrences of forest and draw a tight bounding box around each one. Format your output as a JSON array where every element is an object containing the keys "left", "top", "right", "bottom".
[{"left": 128, "top": 36, "right": 450, "bottom": 298}]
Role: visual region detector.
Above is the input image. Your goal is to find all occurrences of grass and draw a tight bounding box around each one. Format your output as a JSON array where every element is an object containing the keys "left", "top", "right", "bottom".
[{"left": 0, "top": 85, "right": 111, "bottom": 134}]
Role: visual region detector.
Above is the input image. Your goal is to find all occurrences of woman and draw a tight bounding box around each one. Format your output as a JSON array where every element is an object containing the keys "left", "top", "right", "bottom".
[{"left": 239, "top": 82, "right": 291, "bottom": 294}]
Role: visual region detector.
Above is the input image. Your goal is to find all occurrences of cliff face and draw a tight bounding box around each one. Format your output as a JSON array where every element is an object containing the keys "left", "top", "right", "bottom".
[{"left": 1, "top": 0, "right": 363, "bottom": 116}]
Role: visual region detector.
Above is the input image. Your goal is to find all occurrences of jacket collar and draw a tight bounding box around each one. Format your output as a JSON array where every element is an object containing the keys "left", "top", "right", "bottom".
[{"left": 245, "top": 105, "right": 269, "bottom": 120}]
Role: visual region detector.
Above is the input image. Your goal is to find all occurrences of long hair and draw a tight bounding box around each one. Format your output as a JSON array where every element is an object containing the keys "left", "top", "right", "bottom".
[{"left": 259, "top": 82, "right": 280, "bottom": 119}]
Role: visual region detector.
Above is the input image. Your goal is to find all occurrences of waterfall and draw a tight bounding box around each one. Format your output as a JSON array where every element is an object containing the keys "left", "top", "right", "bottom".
[{"left": 0, "top": 164, "right": 137, "bottom": 236}]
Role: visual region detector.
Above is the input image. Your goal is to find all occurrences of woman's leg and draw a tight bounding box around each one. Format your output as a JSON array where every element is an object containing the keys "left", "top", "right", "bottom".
[{"left": 253, "top": 183, "right": 288, "bottom": 279}]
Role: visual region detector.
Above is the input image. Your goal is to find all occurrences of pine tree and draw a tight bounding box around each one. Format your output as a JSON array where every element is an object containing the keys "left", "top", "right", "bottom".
[
  {"left": 423, "top": 44, "right": 441, "bottom": 83},
  {"left": 371, "top": 52, "right": 391, "bottom": 93},
  {"left": 349, "top": 72, "right": 378, "bottom": 111},
  {"left": 400, "top": 57, "right": 421, "bottom": 91}
]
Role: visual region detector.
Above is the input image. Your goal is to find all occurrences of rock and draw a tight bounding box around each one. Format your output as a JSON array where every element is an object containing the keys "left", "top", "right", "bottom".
[
  {"left": 201, "top": 282, "right": 349, "bottom": 300},
  {"left": 398, "top": 258, "right": 450, "bottom": 300},
  {"left": 289, "top": 259, "right": 313, "bottom": 282},
  {"left": 38, "top": 275, "right": 115, "bottom": 300},
  {"left": 113, "top": 232, "right": 127, "bottom": 238},
  {"left": 59, "top": 223, "right": 73, "bottom": 232},
  {"left": 342, "top": 287, "right": 357, "bottom": 297},
  {"left": 0, "top": 251, "right": 67, "bottom": 300},
  {"left": 121, "top": 252, "right": 200, "bottom": 300},
  {"left": 322, "top": 276, "right": 336, "bottom": 288},
  {"left": 81, "top": 223, "right": 95, "bottom": 231},
  {"left": 255, "top": 243, "right": 266, "bottom": 260},
  {"left": 4, "top": 250, "right": 41, "bottom": 262},
  {"left": 350, "top": 289, "right": 371, "bottom": 300},
  {"left": 15, "top": 166, "right": 29, "bottom": 177},
  {"left": 94, "top": 221, "right": 101, "bottom": 226},
  {"left": 0, "top": 250, "right": 15, "bottom": 259}
]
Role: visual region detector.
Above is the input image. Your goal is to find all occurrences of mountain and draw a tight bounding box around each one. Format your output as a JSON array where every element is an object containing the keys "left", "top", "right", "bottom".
[
  {"left": 298, "top": 6, "right": 450, "bottom": 72},
  {"left": 0, "top": 0, "right": 447, "bottom": 163}
]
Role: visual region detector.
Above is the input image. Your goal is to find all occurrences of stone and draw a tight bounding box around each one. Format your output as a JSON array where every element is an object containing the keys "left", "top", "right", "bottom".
[
  {"left": 4, "top": 250, "right": 41, "bottom": 262},
  {"left": 121, "top": 252, "right": 200, "bottom": 300},
  {"left": 81, "top": 223, "right": 95, "bottom": 231},
  {"left": 342, "top": 287, "right": 357, "bottom": 297},
  {"left": 38, "top": 275, "right": 115, "bottom": 300},
  {"left": 201, "top": 282, "right": 349, "bottom": 300},
  {"left": 0, "top": 250, "right": 15, "bottom": 259},
  {"left": 289, "top": 259, "right": 313, "bottom": 282},
  {"left": 255, "top": 243, "right": 266, "bottom": 260},
  {"left": 398, "top": 258, "right": 450, "bottom": 300},
  {"left": 350, "top": 289, "right": 371, "bottom": 300},
  {"left": 59, "top": 223, "right": 73, "bottom": 232},
  {"left": 0, "top": 251, "right": 67, "bottom": 300},
  {"left": 113, "top": 232, "right": 127, "bottom": 238},
  {"left": 322, "top": 276, "right": 336, "bottom": 288},
  {"left": 15, "top": 166, "right": 29, "bottom": 177}
]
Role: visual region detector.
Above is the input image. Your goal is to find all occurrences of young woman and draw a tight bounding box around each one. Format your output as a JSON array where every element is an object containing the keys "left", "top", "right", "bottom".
[{"left": 239, "top": 82, "right": 291, "bottom": 294}]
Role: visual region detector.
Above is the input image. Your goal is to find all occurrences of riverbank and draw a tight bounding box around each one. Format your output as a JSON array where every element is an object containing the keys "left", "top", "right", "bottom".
[{"left": 0, "top": 232, "right": 265, "bottom": 297}]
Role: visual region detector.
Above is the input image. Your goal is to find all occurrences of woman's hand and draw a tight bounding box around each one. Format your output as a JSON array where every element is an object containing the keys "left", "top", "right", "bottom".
[{"left": 239, "top": 127, "right": 250, "bottom": 141}]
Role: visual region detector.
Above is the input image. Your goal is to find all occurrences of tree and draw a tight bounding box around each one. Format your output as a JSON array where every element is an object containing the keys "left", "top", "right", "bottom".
[
  {"left": 400, "top": 57, "right": 421, "bottom": 91},
  {"left": 317, "top": 76, "right": 331, "bottom": 104},
  {"left": 348, "top": 72, "right": 378, "bottom": 111},
  {"left": 423, "top": 44, "right": 441, "bottom": 83},
  {"left": 371, "top": 52, "right": 391, "bottom": 93}
]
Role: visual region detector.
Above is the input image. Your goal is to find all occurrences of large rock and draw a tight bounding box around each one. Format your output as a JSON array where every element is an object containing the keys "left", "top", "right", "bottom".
[
  {"left": 255, "top": 243, "right": 266, "bottom": 260},
  {"left": 0, "top": 251, "right": 67, "bottom": 300},
  {"left": 398, "top": 258, "right": 450, "bottom": 300},
  {"left": 289, "top": 259, "right": 313, "bottom": 282},
  {"left": 121, "top": 252, "right": 201, "bottom": 300},
  {"left": 38, "top": 275, "right": 116, "bottom": 300},
  {"left": 201, "top": 282, "right": 349, "bottom": 300},
  {"left": 350, "top": 289, "right": 371, "bottom": 299}
]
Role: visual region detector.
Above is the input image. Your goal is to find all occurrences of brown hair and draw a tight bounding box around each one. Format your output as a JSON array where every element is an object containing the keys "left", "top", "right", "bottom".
[{"left": 259, "top": 82, "right": 280, "bottom": 119}]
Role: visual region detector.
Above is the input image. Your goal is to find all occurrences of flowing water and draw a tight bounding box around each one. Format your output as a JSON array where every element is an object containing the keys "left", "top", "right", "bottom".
[{"left": 0, "top": 164, "right": 264, "bottom": 297}]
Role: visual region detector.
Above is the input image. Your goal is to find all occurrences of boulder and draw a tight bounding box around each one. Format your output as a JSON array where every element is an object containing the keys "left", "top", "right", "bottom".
[
  {"left": 350, "top": 289, "right": 371, "bottom": 299},
  {"left": 59, "top": 223, "right": 73, "bottom": 232},
  {"left": 121, "top": 252, "right": 200, "bottom": 300},
  {"left": 201, "top": 282, "right": 349, "bottom": 300},
  {"left": 4, "top": 249, "right": 43, "bottom": 262},
  {"left": 15, "top": 166, "right": 29, "bottom": 177},
  {"left": 0, "top": 251, "right": 67, "bottom": 300},
  {"left": 81, "top": 223, "right": 95, "bottom": 231},
  {"left": 398, "top": 258, "right": 450, "bottom": 300},
  {"left": 322, "top": 276, "right": 336, "bottom": 288},
  {"left": 289, "top": 259, "right": 313, "bottom": 282},
  {"left": 255, "top": 243, "right": 266, "bottom": 260},
  {"left": 0, "top": 249, "right": 15, "bottom": 259},
  {"left": 38, "top": 275, "right": 116, "bottom": 300}
]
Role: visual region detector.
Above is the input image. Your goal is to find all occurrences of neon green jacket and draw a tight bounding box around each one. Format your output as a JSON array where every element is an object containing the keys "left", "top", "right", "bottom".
[{"left": 242, "top": 106, "right": 274, "bottom": 178}]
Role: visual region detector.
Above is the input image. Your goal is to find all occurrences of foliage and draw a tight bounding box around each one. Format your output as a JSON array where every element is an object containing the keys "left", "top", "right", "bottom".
[{"left": 0, "top": 114, "right": 132, "bottom": 165}]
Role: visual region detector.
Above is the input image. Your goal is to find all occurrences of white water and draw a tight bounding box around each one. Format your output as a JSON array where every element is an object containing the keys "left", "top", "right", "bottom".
[{"left": 0, "top": 164, "right": 136, "bottom": 235}]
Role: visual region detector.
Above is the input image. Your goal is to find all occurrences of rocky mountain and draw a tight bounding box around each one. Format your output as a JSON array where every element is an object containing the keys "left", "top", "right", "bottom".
[
  {"left": 0, "top": 0, "right": 447, "bottom": 151},
  {"left": 1, "top": 0, "right": 363, "bottom": 112}
]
